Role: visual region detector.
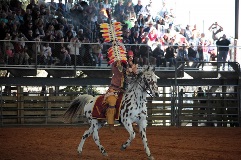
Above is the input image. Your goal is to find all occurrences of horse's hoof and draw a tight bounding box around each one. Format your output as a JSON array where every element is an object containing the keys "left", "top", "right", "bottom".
[
  {"left": 77, "top": 149, "right": 82, "bottom": 154},
  {"left": 102, "top": 151, "right": 108, "bottom": 156},
  {"left": 148, "top": 155, "right": 155, "bottom": 160},
  {"left": 120, "top": 145, "right": 126, "bottom": 151}
]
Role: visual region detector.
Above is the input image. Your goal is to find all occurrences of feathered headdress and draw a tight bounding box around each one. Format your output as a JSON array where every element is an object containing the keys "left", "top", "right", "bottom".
[{"left": 100, "top": 9, "right": 127, "bottom": 64}]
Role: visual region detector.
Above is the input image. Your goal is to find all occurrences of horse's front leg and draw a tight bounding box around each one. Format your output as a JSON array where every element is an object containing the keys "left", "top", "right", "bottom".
[
  {"left": 139, "top": 124, "right": 154, "bottom": 160},
  {"left": 92, "top": 120, "right": 108, "bottom": 156},
  {"left": 120, "top": 119, "right": 136, "bottom": 150}
]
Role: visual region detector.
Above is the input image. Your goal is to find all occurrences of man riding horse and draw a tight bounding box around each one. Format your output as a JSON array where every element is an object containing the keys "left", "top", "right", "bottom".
[{"left": 100, "top": 9, "right": 138, "bottom": 132}]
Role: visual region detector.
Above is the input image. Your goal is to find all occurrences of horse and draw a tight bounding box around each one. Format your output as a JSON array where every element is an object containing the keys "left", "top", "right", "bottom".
[{"left": 63, "top": 66, "right": 159, "bottom": 160}]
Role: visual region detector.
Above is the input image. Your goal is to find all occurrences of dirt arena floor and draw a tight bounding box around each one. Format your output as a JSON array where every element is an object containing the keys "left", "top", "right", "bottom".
[{"left": 1, "top": 126, "right": 241, "bottom": 160}]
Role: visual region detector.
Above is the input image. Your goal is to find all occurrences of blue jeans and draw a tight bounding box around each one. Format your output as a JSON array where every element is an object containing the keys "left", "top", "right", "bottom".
[{"left": 218, "top": 51, "right": 228, "bottom": 68}]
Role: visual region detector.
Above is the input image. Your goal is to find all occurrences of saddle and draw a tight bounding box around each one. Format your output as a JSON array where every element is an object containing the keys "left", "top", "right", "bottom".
[{"left": 92, "top": 93, "right": 124, "bottom": 120}]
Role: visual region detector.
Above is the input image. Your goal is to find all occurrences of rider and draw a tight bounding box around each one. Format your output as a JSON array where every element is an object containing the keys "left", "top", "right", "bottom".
[
  {"left": 105, "top": 50, "right": 138, "bottom": 132},
  {"left": 105, "top": 60, "right": 127, "bottom": 132}
]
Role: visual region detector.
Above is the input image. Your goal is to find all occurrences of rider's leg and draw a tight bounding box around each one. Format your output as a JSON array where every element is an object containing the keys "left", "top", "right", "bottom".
[{"left": 105, "top": 95, "right": 117, "bottom": 132}]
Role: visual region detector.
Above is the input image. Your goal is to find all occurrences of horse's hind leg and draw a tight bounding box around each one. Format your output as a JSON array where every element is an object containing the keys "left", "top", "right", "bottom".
[
  {"left": 92, "top": 120, "right": 108, "bottom": 156},
  {"left": 120, "top": 120, "right": 136, "bottom": 150},
  {"left": 139, "top": 126, "right": 154, "bottom": 160},
  {"left": 77, "top": 123, "right": 94, "bottom": 155}
]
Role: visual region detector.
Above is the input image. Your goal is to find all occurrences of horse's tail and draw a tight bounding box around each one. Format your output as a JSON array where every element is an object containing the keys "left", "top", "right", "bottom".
[{"left": 62, "top": 94, "right": 93, "bottom": 123}]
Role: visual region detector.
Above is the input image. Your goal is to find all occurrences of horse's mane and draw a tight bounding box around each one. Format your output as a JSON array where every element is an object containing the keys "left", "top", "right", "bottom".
[{"left": 126, "top": 66, "right": 155, "bottom": 92}]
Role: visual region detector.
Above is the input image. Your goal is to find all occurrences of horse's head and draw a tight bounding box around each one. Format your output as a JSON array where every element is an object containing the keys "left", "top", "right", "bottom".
[{"left": 139, "top": 66, "right": 159, "bottom": 97}]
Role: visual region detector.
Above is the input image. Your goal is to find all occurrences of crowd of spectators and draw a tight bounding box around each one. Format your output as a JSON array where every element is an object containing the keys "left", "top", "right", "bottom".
[{"left": 0, "top": 0, "right": 227, "bottom": 68}]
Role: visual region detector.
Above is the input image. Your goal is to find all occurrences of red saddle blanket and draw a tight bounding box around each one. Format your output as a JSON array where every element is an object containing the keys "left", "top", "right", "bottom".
[{"left": 92, "top": 93, "right": 123, "bottom": 120}]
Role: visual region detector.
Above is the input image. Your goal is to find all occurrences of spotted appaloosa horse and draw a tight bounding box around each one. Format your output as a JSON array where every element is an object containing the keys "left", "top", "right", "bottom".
[{"left": 63, "top": 66, "right": 159, "bottom": 160}]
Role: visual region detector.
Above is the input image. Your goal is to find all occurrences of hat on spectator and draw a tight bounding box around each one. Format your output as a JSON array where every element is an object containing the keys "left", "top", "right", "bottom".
[
  {"left": 148, "top": 21, "right": 153, "bottom": 25},
  {"left": 128, "top": 50, "right": 134, "bottom": 57}
]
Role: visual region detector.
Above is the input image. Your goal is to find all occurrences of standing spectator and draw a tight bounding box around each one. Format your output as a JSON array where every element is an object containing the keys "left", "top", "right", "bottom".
[
  {"left": 91, "top": 38, "right": 103, "bottom": 66},
  {"left": 185, "top": 25, "right": 192, "bottom": 42},
  {"left": 92, "top": 0, "right": 101, "bottom": 13},
  {"left": 216, "top": 34, "right": 230, "bottom": 70},
  {"left": 101, "top": 0, "right": 111, "bottom": 10},
  {"left": 26, "top": 0, "right": 37, "bottom": 10},
  {"left": 134, "top": 0, "right": 143, "bottom": 16},
  {"left": 56, "top": 0, "right": 66, "bottom": 16},
  {"left": 66, "top": 0, "right": 75, "bottom": 14},
  {"left": 47, "top": 0, "right": 58, "bottom": 13},
  {"left": 67, "top": 37, "right": 82, "bottom": 65},
  {"left": 124, "top": 1, "right": 134, "bottom": 16},
  {"left": 196, "top": 44, "right": 204, "bottom": 69},
  {"left": 114, "top": 0, "right": 124, "bottom": 18}
]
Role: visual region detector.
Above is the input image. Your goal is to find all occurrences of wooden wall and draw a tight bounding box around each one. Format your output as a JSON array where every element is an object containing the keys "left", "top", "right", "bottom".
[{"left": 0, "top": 95, "right": 239, "bottom": 127}]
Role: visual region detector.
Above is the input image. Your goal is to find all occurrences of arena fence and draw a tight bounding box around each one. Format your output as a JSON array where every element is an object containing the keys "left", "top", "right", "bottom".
[{"left": 0, "top": 85, "right": 240, "bottom": 127}]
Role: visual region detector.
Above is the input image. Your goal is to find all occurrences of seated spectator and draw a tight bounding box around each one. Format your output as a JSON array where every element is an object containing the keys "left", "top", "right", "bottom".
[
  {"left": 165, "top": 43, "right": 176, "bottom": 67},
  {"left": 187, "top": 43, "right": 198, "bottom": 67},
  {"left": 13, "top": 41, "right": 24, "bottom": 65},
  {"left": 176, "top": 43, "right": 188, "bottom": 64},
  {"left": 139, "top": 38, "right": 154, "bottom": 66},
  {"left": 5, "top": 45, "right": 14, "bottom": 65},
  {"left": 152, "top": 44, "right": 165, "bottom": 67},
  {"left": 20, "top": 45, "right": 30, "bottom": 65},
  {"left": 136, "top": 14, "right": 145, "bottom": 27},
  {"left": 42, "top": 43, "right": 53, "bottom": 65},
  {"left": 60, "top": 46, "right": 71, "bottom": 65},
  {"left": 3, "top": 33, "right": 14, "bottom": 52}
]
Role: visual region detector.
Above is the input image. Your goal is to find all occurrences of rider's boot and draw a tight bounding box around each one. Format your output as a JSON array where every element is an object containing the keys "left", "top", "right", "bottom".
[{"left": 106, "top": 107, "right": 116, "bottom": 133}]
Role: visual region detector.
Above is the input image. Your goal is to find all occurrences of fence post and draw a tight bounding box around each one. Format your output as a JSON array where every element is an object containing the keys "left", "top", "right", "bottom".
[
  {"left": 177, "top": 89, "right": 183, "bottom": 127},
  {"left": 147, "top": 98, "right": 153, "bottom": 126},
  {"left": 47, "top": 88, "right": 54, "bottom": 124},
  {"left": 17, "top": 87, "right": 24, "bottom": 124},
  {"left": 193, "top": 92, "right": 198, "bottom": 127}
]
